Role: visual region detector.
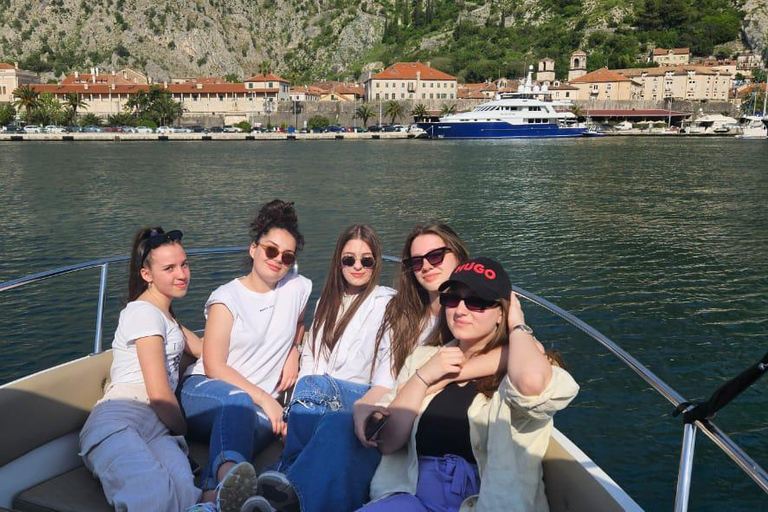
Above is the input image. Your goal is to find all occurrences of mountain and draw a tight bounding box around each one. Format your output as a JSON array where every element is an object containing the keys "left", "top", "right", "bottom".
[{"left": 0, "top": 0, "right": 765, "bottom": 84}]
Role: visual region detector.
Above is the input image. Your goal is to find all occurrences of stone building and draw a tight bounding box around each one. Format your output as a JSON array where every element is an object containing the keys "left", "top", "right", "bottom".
[
  {"left": 0, "top": 62, "right": 40, "bottom": 104},
  {"left": 364, "top": 62, "right": 457, "bottom": 102},
  {"left": 650, "top": 48, "right": 691, "bottom": 66}
]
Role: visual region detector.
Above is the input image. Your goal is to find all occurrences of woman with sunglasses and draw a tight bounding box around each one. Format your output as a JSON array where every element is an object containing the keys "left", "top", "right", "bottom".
[
  {"left": 180, "top": 200, "right": 312, "bottom": 511},
  {"left": 79, "top": 227, "right": 220, "bottom": 511},
  {"left": 361, "top": 257, "right": 579, "bottom": 512}
]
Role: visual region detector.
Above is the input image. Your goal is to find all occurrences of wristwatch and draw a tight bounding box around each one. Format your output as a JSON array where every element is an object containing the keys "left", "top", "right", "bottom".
[{"left": 511, "top": 323, "right": 534, "bottom": 334}]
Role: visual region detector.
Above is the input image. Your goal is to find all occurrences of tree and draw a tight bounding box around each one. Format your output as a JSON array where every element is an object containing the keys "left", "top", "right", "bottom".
[
  {"left": 307, "top": 115, "right": 330, "bottom": 131},
  {"left": 257, "top": 61, "right": 272, "bottom": 75},
  {"left": 0, "top": 103, "right": 16, "bottom": 126},
  {"left": 65, "top": 93, "right": 88, "bottom": 120},
  {"left": 440, "top": 103, "right": 457, "bottom": 116},
  {"left": 32, "top": 93, "right": 65, "bottom": 125},
  {"left": 13, "top": 84, "right": 39, "bottom": 121},
  {"left": 124, "top": 85, "right": 185, "bottom": 126},
  {"left": 354, "top": 104, "right": 375, "bottom": 126},
  {"left": 80, "top": 113, "right": 103, "bottom": 127},
  {"left": 108, "top": 112, "right": 135, "bottom": 126},
  {"left": 384, "top": 101, "right": 404, "bottom": 124},
  {"left": 223, "top": 73, "right": 241, "bottom": 83},
  {"left": 149, "top": 94, "right": 185, "bottom": 126},
  {"left": 411, "top": 103, "right": 429, "bottom": 121}
]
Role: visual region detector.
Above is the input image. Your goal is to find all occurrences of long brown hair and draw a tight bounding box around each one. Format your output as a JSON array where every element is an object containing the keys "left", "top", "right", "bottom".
[
  {"left": 311, "top": 224, "right": 383, "bottom": 360},
  {"left": 371, "top": 223, "right": 470, "bottom": 379},
  {"left": 127, "top": 226, "right": 183, "bottom": 320}
]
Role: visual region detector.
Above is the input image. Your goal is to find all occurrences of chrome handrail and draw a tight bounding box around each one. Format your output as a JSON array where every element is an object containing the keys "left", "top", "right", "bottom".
[{"left": 1, "top": 247, "right": 767, "bottom": 506}]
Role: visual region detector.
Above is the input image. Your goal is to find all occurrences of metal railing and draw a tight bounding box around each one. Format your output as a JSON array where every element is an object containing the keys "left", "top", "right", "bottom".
[{"left": 1, "top": 246, "right": 767, "bottom": 510}]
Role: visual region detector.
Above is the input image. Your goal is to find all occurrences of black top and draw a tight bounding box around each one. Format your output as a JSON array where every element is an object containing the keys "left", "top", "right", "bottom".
[{"left": 415, "top": 381, "right": 478, "bottom": 464}]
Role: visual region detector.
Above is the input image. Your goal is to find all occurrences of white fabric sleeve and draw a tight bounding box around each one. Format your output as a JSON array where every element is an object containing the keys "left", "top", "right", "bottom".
[
  {"left": 371, "top": 328, "right": 395, "bottom": 389},
  {"left": 501, "top": 366, "right": 580, "bottom": 421},
  {"left": 204, "top": 285, "right": 236, "bottom": 321},
  {"left": 121, "top": 303, "right": 166, "bottom": 345}
]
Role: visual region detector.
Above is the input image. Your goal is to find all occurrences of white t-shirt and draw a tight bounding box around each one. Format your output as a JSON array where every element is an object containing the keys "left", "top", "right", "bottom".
[
  {"left": 108, "top": 301, "right": 186, "bottom": 393},
  {"left": 187, "top": 273, "right": 312, "bottom": 397},
  {"left": 299, "top": 285, "right": 396, "bottom": 387}
]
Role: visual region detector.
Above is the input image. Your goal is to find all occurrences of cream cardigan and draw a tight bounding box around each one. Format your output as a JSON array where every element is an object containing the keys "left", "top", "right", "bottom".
[{"left": 369, "top": 342, "right": 579, "bottom": 512}]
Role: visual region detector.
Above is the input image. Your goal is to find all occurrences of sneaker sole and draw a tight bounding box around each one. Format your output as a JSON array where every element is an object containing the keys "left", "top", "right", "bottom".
[
  {"left": 218, "top": 462, "right": 258, "bottom": 512},
  {"left": 256, "top": 472, "right": 299, "bottom": 512}
]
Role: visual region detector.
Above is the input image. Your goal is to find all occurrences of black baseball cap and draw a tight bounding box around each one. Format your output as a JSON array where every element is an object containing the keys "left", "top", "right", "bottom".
[{"left": 439, "top": 257, "right": 511, "bottom": 301}]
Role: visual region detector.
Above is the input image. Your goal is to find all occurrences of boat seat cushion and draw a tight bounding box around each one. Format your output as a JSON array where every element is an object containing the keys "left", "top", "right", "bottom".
[{"left": 13, "top": 440, "right": 284, "bottom": 512}]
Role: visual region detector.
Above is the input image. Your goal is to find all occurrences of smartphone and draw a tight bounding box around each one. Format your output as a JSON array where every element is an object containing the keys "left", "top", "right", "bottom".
[{"left": 364, "top": 411, "right": 388, "bottom": 441}]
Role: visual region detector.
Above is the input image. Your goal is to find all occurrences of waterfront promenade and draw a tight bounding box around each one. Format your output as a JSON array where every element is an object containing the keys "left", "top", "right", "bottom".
[{"left": 0, "top": 131, "right": 413, "bottom": 142}]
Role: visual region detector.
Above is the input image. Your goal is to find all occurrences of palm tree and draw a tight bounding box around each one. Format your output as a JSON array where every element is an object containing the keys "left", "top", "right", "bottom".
[
  {"left": 64, "top": 93, "right": 88, "bottom": 122},
  {"left": 13, "top": 84, "right": 39, "bottom": 122},
  {"left": 354, "top": 104, "right": 375, "bottom": 127},
  {"left": 80, "top": 113, "right": 103, "bottom": 127},
  {"left": 385, "top": 101, "right": 405, "bottom": 124},
  {"left": 150, "top": 94, "right": 186, "bottom": 126},
  {"left": 440, "top": 103, "right": 457, "bottom": 116},
  {"left": 33, "top": 93, "right": 64, "bottom": 126},
  {"left": 257, "top": 61, "right": 272, "bottom": 75},
  {"left": 411, "top": 103, "right": 429, "bottom": 122}
]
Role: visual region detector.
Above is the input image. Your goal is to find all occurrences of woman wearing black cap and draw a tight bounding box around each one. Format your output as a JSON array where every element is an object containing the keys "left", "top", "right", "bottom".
[{"left": 359, "top": 257, "right": 579, "bottom": 512}]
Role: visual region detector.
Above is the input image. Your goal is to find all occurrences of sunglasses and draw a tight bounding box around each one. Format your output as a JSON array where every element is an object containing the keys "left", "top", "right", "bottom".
[
  {"left": 259, "top": 243, "right": 296, "bottom": 266},
  {"left": 402, "top": 247, "right": 452, "bottom": 272},
  {"left": 341, "top": 255, "right": 376, "bottom": 268},
  {"left": 439, "top": 292, "right": 500, "bottom": 312},
  {"left": 141, "top": 230, "right": 183, "bottom": 264}
]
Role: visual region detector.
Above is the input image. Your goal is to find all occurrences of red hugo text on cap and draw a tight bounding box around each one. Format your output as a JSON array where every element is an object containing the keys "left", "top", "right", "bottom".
[{"left": 454, "top": 261, "right": 497, "bottom": 280}]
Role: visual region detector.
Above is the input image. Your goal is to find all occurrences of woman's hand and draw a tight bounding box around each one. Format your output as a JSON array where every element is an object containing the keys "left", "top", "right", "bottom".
[
  {"left": 417, "top": 346, "right": 465, "bottom": 386},
  {"left": 507, "top": 292, "right": 526, "bottom": 330},
  {"left": 353, "top": 401, "right": 389, "bottom": 448},
  {"left": 276, "top": 345, "right": 299, "bottom": 392},
  {"left": 259, "top": 395, "right": 286, "bottom": 437}
]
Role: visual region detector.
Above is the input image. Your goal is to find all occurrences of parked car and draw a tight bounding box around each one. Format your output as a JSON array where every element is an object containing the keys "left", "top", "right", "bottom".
[
  {"left": 188, "top": 125, "right": 207, "bottom": 133},
  {"left": 222, "top": 125, "right": 242, "bottom": 133},
  {"left": 350, "top": 126, "right": 367, "bottom": 133},
  {"left": 171, "top": 126, "right": 191, "bottom": 133},
  {"left": 367, "top": 125, "right": 383, "bottom": 132},
  {"left": 23, "top": 125, "right": 42, "bottom": 133},
  {"left": 44, "top": 125, "right": 66, "bottom": 133},
  {"left": 4, "top": 125, "right": 21, "bottom": 133},
  {"left": 65, "top": 125, "right": 82, "bottom": 133},
  {"left": 121, "top": 126, "right": 137, "bottom": 133},
  {"left": 82, "top": 125, "right": 103, "bottom": 133},
  {"left": 208, "top": 126, "right": 223, "bottom": 133},
  {"left": 156, "top": 126, "right": 172, "bottom": 134},
  {"left": 135, "top": 126, "right": 154, "bottom": 134},
  {"left": 323, "top": 125, "right": 345, "bottom": 133}
]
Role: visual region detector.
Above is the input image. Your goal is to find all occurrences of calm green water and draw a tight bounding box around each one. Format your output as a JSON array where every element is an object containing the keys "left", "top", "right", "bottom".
[{"left": 1, "top": 138, "right": 767, "bottom": 510}]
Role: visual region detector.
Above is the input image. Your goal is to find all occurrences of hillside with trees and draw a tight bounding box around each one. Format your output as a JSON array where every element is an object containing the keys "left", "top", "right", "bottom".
[{"left": 0, "top": 0, "right": 764, "bottom": 84}]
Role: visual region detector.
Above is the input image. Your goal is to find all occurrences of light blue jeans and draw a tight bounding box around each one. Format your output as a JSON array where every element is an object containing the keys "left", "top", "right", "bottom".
[
  {"left": 278, "top": 374, "right": 382, "bottom": 512},
  {"left": 180, "top": 375, "right": 274, "bottom": 491}
]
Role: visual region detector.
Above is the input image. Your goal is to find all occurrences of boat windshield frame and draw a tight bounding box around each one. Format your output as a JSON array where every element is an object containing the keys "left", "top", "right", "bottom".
[{"left": 2, "top": 247, "right": 768, "bottom": 509}]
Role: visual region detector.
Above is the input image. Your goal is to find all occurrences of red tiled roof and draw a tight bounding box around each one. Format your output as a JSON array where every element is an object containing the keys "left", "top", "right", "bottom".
[
  {"left": 372, "top": 62, "right": 456, "bottom": 81},
  {"left": 570, "top": 68, "right": 632, "bottom": 83},
  {"left": 653, "top": 47, "right": 690, "bottom": 56},
  {"left": 615, "top": 65, "right": 721, "bottom": 78},
  {"left": 245, "top": 73, "right": 289, "bottom": 83},
  {"left": 457, "top": 83, "right": 497, "bottom": 99},
  {"left": 0, "top": 62, "right": 16, "bottom": 70}
]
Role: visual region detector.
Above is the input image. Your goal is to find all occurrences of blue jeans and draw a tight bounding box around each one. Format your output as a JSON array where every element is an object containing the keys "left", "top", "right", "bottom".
[
  {"left": 279, "top": 375, "right": 382, "bottom": 512},
  {"left": 357, "top": 455, "right": 480, "bottom": 512},
  {"left": 180, "top": 375, "right": 274, "bottom": 491}
]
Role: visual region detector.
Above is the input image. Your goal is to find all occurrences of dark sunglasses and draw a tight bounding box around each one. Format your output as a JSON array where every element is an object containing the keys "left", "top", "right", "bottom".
[
  {"left": 260, "top": 243, "right": 296, "bottom": 266},
  {"left": 439, "top": 292, "right": 500, "bottom": 312},
  {"left": 341, "top": 255, "right": 376, "bottom": 268},
  {"left": 402, "top": 247, "right": 452, "bottom": 272},
  {"left": 141, "top": 230, "right": 183, "bottom": 264}
]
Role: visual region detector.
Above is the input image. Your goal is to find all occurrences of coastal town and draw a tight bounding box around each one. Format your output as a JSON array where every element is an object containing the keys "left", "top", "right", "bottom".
[{"left": 1, "top": 48, "right": 766, "bottom": 138}]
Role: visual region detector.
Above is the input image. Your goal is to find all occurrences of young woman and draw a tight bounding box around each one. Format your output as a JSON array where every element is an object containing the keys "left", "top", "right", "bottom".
[
  {"left": 246, "top": 224, "right": 504, "bottom": 512},
  {"left": 78, "top": 227, "right": 221, "bottom": 511},
  {"left": 361, "top": 257, "right": 580, "bottom": 512},
  {"left": 180, "top": 200, "right": 312, "bottom": 510}
]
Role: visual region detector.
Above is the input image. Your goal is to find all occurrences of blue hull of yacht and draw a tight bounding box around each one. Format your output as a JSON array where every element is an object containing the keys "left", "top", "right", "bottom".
[{"left": 417, "top": 121, "right": 588, "bottom": 139}]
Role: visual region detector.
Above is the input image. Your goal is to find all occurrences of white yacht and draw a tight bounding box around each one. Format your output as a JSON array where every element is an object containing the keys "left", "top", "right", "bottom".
[{"left": 418, "top": 70, "right": 589, "bottom": 139}]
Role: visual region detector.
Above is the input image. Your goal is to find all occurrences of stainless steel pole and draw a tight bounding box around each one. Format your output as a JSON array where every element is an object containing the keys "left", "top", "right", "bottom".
[
  {"left": 93, "top": 263, "right": 109, "bottom": 354},
  {"left": 674, "top": 423, "right": 698, "bottom": 512}
]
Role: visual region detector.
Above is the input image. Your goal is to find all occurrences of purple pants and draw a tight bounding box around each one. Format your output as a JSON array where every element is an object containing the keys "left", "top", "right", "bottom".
[{"left": 358, "top": 455, "right": 480, "bottom": 512}]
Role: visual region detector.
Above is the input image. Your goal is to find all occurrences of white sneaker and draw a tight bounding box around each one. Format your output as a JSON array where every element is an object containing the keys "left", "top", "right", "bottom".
[
  {"left": 241, "top": 495, "right": 276, "bottom": 512},
  {"left": 217, "top": 462, "right": 258, "bottom": 512}
]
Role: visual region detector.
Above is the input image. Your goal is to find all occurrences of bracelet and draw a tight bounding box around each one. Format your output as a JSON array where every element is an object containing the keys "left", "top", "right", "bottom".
[{"left": 414, "top": 369, "right": 430, "bottom": 387}]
